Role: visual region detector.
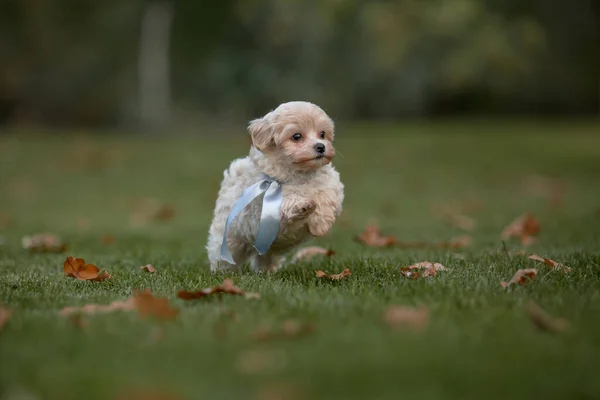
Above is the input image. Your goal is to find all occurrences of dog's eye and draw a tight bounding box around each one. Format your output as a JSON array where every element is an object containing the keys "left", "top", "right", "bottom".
[
  {"left": 320, "top": 131, "right": 325, "bottom": 139},
  {"left": 292, "top": 133, "right": 302, "bottom": 141}
]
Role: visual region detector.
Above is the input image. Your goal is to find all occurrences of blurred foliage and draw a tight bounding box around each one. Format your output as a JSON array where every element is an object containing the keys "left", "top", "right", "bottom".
[{"left": 0, "top": 0, "right": 597, "bottom": 127}]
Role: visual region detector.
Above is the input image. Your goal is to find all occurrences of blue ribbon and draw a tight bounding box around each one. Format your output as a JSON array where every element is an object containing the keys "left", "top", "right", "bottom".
[{"left": 220, "top": 177, "right": 283, "bottom": 264}]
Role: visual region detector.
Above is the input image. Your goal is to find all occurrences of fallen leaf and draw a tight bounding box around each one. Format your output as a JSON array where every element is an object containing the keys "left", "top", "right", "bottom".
[
  {"left": 140, "top": 264, "right": 156, "bottom": 273},
  {"left": 292, "top": 246, "right": 335, "bottom": 262},
  {"left": 0, "top": 305, "right": 12, "bottom": 331},
  {"left": 405, "top": 261, "right": 447, "bottom": 271},
  {"left": 253, "top": 320, "right": 316, "bottom": 342},
  {"left": 315, "top": 268, "right": 352, "bottom": 281},
  {"left": 383, "top": 306, "right": 429, "bottom": 331},
  {"left": 22, "top": 233, "right": 67, "bottom": 253},
  {"left": 528, "top": 254, "right": 571, "bottom": 273},
  {"left": 500, "top": 268, "right": 538, "bottom": 288},
  {"left": 400, "top": 269, "right": 422, "bottom": 279},
  {"left": 401, "top": 261, "right": 446, "bottom": 278},
  {"left": 59, "top": 298, "right": 136, "bottom": 316},
  {"left": 236, "top": 349, "right": 287, "bottom": 375},
  {"left": 133, "top": 290, "right": 179, "bottom": 321},
  {"left": 355, "top": 225, "right": 397, "bottom": 247},
  {"left": 501, "top": 213, "right": 540, "bottom": 245},
  {"left": 525, "top": 301, "right": 569, "bottom": 333},
  {"left": 154, "top": 204, "right": 175, "bottom": 221},
  {"left": 177, "top": 279, "right": 260, "bottom": 300},
  {"left": 100, "top": 235, "right": 116, "bottom": 245},
  {"left": 63, "top": 256, "right": 112, "bottom": 281}
]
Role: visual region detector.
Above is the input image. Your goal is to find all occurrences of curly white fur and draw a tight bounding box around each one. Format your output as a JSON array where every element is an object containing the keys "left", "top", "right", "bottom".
[{"left": 206, "top": 102, "right": 344, "bottom": 273}]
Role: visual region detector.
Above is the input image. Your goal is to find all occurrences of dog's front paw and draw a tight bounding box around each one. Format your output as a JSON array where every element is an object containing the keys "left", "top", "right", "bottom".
[
  {"left": 289, "top": 199, "right": 316, "bottom": 221},
  {"left": 308, "top": 220, "right": 331, "bottom": 237}
]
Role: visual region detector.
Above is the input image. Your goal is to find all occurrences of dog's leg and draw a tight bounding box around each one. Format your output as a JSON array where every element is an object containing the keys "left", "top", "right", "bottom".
[
  {"left": 250, "top": 253, "right": 285, "bottom": 273},
  {"left": 207, "top": 229, "right": 249, "bottom": 272},
  {"left": 307, "top": 191, "right": 341, "bottom": 237},
  {"left": 281, "top": 198, "right": 316, "bottom": 222}
]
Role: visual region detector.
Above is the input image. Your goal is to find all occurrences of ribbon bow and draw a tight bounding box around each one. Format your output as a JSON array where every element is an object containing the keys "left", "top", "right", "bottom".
[{"left": 220, "top": 177, "right": 283, "bottom": 264}]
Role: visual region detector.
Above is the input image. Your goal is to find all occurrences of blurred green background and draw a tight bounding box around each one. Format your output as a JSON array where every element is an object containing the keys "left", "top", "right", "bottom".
[{"left": 0, "top": 0, "right": 598, "bottom": 129}]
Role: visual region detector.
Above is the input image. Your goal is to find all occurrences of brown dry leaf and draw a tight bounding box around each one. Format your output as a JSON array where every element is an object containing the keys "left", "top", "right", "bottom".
[
  {"left": 154, "top": 204, "right": 175, "bottom": 221},
  {"left": 177, "top": 279, "right": 260, "bottom": 300},
  {"left": 140, "top": 264, "right": 156, "bottom": 273},
  {"left": 134, "top": 290, "right": 179, "bottom": 321},
  {"left": 528, "top": 254, "right": 571, "bottom": 273},
  {"left": 500, "top": 268, "right": 538, "bottom": 288},
  {"left": 0, "top": 304, "right": 12, "bottom": 331},
  {"left": 59, "top": 298, "right": 136, "bottom": 316},
  {"left": 315, "top": 268, "right": 351, "bottom": 281},
  {"left": 22, "top": 233, "right": 67, "bottom": 253},
  {"left": 401, "top": 261, "right": 446, "bottom": 279},
  {"left": 355, "top": 225, "right": 397, "bottom": 247},
  {"left": 63, "top": 256, "right": 112, "bottom": 282},
  {"left": 383, "top": 306, "right": 429, "bottom": 331},
  {"left": 405, "top": 261, "right": 447, "bottom": 271},
  {"left": 525, "top": 301, "right": 569, "bottom": 333},
  {"left": 400, "top": 269, "right": 422, "bottom": 279},
  {"left": 253, "top": 319, "right": 316, "bottom": 342},
  {"left": 100, "top": 235, "right": 116, "bottom": 245},
  {"left": 501, "top": 213, "right": 540, "bottom": 245},
  {"left": 236, "top": 349, "right": 287, "bottom": 375},
  {"left": 292, "top": 246, "right": 335, "bottom": 262}
]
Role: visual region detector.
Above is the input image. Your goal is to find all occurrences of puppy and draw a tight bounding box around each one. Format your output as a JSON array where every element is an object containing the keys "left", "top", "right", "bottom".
[{"left": 207, "top": 101, "right": 344, "bottom": 273}]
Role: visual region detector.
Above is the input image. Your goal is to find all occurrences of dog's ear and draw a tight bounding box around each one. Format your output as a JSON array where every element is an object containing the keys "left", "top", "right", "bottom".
[{"left": 248, "top": 117, "right": 274, "bottom": 150}]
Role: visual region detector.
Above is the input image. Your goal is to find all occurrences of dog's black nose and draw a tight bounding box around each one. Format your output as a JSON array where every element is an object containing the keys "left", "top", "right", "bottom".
[{"left": 314, "top": 143, "right": 326, "bottom": 154}]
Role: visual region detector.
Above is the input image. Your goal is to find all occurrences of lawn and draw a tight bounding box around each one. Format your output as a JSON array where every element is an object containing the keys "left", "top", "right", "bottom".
[{"left": 1, "top": 121, "right": 600, "bottom": 400}]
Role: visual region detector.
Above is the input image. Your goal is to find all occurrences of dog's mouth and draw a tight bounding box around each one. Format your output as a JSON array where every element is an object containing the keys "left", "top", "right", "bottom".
[{"left": 293, "top": 154, "right": 332, "bottom": 164}]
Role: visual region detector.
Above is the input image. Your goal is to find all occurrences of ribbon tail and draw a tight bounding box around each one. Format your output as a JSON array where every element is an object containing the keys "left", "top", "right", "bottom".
[
  {"left": 220, "top": 179, "right": 270, "bottom": 264},
  {"left": 254, "top": 181, "right": 283, "bottom": 255}
]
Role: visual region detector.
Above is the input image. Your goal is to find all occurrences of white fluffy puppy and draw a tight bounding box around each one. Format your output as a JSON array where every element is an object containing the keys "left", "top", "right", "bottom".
[{"left": 207, "top": 101, "right": 344, "bottom": 273}]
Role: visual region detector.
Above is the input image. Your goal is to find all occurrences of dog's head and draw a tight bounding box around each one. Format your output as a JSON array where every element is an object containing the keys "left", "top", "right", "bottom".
[{"left": 248, "top": 102, "right": 335, "bottom": 172}]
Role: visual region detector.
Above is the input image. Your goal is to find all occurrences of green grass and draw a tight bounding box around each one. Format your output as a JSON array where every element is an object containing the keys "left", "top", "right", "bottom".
[{"left": 1, "top": 121, "right": 600, "bottom": 400}]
